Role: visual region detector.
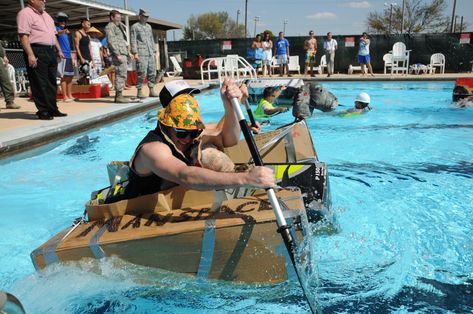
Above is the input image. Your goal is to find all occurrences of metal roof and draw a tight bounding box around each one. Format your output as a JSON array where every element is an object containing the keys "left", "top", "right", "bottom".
[
  {"left": 0, "top": 0, "right": 181, "bottom": 35},
  {"left": 90, "top": 16, "right": 182, "bottom": 31}
]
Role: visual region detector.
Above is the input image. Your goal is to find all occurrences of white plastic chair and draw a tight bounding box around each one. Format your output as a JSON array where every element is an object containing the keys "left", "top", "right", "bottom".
[
  {"left": 166, "top": 56, "right": 183, "bottom": 77},
  {"left": 348, "top": 64, "right": 367, "bottom": 74},
  {"left": 225, "top": 54, "right": 255, "bottom": 79},
  {"left": 6, "top": 63, "right": 20, "bottom": 94},
  {"left": 288, "top": 55, "right": 300, "bottom": 74},
  {"left": 389, "top": 42, "right": 411, "bottom": 75},
  {"left": 315, "top": 55, "right": 327, "bottom": 74},
  {"left": 200, "top": 55, "right": 256, "bottom": 85},
  {"left": 429, "top": 53, "right": 445, "bottom": 74},
  {"left": 270, "top": 56, "right": 280, "bottom": 71},
  {"left": 383, "top": 53, "right": 394, "bottom": 74},
  {"left": 200, "top": 57, "right": 224, "bottom": 83}
]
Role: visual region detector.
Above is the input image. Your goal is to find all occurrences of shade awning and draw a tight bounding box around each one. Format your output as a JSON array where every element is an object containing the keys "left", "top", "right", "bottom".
[{"left": 0, "top": 0, "right": 181, "bottom": 35}]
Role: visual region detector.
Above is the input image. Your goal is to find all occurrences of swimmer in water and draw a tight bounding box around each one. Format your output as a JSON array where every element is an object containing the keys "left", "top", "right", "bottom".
[
  {"left": 455, "top": 96, "right": 473, "bottom": 108},
  {"left": 339, "top": 92, "right": 371, "bottom": 117}
]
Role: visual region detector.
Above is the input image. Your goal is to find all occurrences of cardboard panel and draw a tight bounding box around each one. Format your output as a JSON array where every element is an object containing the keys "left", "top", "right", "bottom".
[
  {"left": 225, "top": 121, "right": 317, "bottom": 164},
  {"left": 31, "top": 189, "right": 306, "bottom": 284}
]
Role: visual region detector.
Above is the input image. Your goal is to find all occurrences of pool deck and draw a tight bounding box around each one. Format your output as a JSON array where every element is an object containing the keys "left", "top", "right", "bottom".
[{"left": 0, "top": 73, "right": 471, "bottom": 158}]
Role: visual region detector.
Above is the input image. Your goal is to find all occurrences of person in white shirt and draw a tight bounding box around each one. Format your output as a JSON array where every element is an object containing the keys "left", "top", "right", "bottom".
[
  {"left": 262, "top": 32, "right": 273, "bottom": 76},
  {"left": 87, "top": 27, "right": 104, "bottom": 79},
  {"left": 323, "top": 32, "right": 337, "bottom": 77}
]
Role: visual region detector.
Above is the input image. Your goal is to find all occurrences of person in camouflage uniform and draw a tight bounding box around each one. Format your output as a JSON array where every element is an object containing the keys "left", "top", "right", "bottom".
[
  {"left": 131, "top": 9, "right": 158, "bottom": 99},
  {"left": 0, "top": 41, "right": 20, "bottom": 111},
  {"left": 105, "top": 10, "right": 132, "bottom": 103}
]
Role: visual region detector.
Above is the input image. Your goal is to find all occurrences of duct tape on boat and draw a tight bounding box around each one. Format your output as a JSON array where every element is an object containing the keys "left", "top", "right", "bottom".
[
  {"left": 197, "top": 219, "right": 216, "bottom": 279},
  {"left": 89, "top": 223, "right": 109, "bottom": 259},
  {"left": 30, "top": 229, "right": 70, "bottom": 270}
]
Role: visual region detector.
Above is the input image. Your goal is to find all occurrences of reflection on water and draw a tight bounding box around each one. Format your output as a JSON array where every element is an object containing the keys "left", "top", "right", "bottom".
[{"left": 61, "top": 135, "right": 100, "bottom": 157}]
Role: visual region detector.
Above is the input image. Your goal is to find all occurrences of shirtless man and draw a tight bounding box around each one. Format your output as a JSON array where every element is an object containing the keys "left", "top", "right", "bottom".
[
  {"left": 119, "top": 79, "right": 275, "bottom": 200},
  {"left": 304, "top": 30, "right": 317, "bottom": 77}
]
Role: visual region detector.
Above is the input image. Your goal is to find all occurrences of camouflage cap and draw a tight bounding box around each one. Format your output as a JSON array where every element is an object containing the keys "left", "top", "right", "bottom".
[{"left": 158, "top": 94, "right": 205, "bottom": 130}]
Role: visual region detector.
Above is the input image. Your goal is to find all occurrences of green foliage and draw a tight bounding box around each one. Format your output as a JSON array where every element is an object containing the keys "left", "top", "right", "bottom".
[
  {"left": 183, "top": 12, "right": 246, "bottom": 40},
  {"left": 366, "top": 0, "right": 468, "bottom": 34},
  {"left": 262, "top": 29, "right": 275, "bottom": 39}
]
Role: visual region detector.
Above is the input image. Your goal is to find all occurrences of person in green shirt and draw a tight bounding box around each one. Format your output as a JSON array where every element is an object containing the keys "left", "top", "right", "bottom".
[{"left": 254, "top": 86, "right": 289, "bottom": 117}]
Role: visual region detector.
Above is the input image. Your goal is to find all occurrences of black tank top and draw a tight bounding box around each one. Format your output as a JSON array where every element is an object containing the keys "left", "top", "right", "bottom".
[
  {"left": 78, "top": 31, "right": 91, "bottom": 62},
  {"left": 122, "top": 126, "right": 192, "bottom": 199}
]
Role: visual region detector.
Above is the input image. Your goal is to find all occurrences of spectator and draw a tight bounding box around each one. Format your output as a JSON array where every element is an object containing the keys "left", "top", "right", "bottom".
[
  {"left": 105, "top": 10, "right": 133, "bottom": 103},
  {"left": 358, "top": 32, "right": 375, "bottom": 77},
  {"left": 275, "top": 32, "right": 290, "bottom": 77},
  {"left": 74, "top": 18, "right": 93, "bottom": 69},
  {"left": 324, "top": 32, "right": 337, "bottom": 77},
  {"left": 304, "top": 30, "right": 317, "bottom": 77},
  {"left": 0, "top": 40, "right": 21, "bottom": 110},
  {"left": 250, "top": 34, "right": 263, "bottom": 71},
  {"left": 87, "top": 27, "right": 104, "bottom": 79},
  {"left": 55, "top": 12, "right": 75, "bottom": 102},
  {"left": 262, "top": 32, "right": 273, "bottom": 76},
  {"left": 251, "top": 34, "right": 263, "bottom": 49},
  {"left": 101, "top": 36, "right": 116, "bottom": 90},
  {"left": 17, "top": 0, "right": 66, "bottom": 120},
  {"left": 131, "top": 9, "right": 158, "bottom": 99}
]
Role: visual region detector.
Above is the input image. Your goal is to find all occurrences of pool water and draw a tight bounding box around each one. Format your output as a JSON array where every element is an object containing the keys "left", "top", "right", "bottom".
[{"left": 0, "top": 81, "right": 472, "bottom": 313}]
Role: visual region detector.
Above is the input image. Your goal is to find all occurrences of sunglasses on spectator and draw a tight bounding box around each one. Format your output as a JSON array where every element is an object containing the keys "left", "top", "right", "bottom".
[{"left": 173, "top": 128, "right": 203, "bottom": 139}]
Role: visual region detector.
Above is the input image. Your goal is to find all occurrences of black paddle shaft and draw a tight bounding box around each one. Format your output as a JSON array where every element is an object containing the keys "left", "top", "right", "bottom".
[
  {"left": 246, "top": 105, "right": 257, "bottom": 128},
  {"left": 238, "top": 120, "right": 297, "bottom": 262},
  {"left": 234, "top": 98, "right": 316, "bottom": 314}
]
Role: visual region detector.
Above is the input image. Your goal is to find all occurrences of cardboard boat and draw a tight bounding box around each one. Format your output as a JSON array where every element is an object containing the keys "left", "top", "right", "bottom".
[{"left": 31, "top": 120, "right": 332, "bottom": 284}]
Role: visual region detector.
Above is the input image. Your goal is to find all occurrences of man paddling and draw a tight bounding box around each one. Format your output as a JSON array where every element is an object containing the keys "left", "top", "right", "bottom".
[{"left": 120, "top": 79, "right": 275, "bottom": 199}]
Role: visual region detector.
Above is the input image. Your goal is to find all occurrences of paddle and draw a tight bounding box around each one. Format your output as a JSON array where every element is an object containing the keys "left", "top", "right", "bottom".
[
  {"left": 244, "top": 99, "right": 257, "bottom": 128},
  {"left": 230, "top": 97, "right": 316, "bottom": 314}
]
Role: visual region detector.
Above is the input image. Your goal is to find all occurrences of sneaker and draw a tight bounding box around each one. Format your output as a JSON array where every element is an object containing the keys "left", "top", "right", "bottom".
[
  {"left": 149, "top": 88, "right": 159, "bottom": 97},
  {"left": 137, "top": 89, "right": 146, "bottom": 99},
  {"left": 6, "top": 102, "right": 21, "bottom": 109}
]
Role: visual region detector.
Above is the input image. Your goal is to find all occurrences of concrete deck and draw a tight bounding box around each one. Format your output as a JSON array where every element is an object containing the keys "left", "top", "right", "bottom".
[
  {"left": 0, "top": 78, "right": 203, "bottom": 157},
  {"left": 0, "top": 73, "right": 471, "bottom": 158}
]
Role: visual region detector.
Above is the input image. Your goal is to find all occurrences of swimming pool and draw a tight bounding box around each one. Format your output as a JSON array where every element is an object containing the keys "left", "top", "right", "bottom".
[{"left": 0, "top": 81, "right": 472, "bottom": 313}]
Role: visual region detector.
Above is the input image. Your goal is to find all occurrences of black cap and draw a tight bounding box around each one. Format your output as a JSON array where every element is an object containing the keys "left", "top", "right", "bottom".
[{"left": 139, "top": 9, "right": 149, "bottom": 17}]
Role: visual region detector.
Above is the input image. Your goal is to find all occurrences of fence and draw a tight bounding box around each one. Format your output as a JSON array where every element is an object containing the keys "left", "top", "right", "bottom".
[{"left": 168, "top": 33, "right": 473, "bottom": 73}]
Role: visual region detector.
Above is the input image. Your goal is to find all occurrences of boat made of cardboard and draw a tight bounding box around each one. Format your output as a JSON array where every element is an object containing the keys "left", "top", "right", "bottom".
[{"left": 31, "top": 120, "right": 333, "bottom": 284}]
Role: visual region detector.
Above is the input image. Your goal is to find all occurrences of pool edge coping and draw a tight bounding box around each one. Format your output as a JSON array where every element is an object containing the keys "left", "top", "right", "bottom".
[{"left": 0, "top": 83, "right": 211, "bottom": 159}]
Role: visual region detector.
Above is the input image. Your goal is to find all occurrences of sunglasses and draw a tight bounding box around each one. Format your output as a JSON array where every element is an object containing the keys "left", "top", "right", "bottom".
[{"left": 173, "top": 128, "right": 203, "bottom": 139}]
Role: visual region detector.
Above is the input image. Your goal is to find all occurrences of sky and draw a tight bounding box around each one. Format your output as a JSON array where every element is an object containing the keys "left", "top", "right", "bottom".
[{"left": 106, "top": 0, "right": 472, "bottom": 40}]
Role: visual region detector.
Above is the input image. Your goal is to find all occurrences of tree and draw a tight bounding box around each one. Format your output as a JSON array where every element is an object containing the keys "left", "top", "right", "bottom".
[
  {"left": 183, "top": 12, "right": 246, "bottom": 40},
  {"left": 366, "top": 0, "right": 467, "bottom": 34},
  {"left": 262, "top": 29, "right": 275, "bottom": 39}
]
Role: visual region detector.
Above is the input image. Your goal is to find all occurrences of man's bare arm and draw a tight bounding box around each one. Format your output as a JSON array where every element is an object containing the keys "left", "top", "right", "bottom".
[{"left": 135, "top": 142, "right": 274, "bottom": 191}]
